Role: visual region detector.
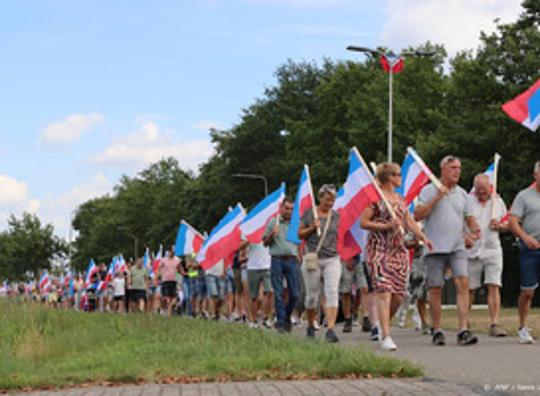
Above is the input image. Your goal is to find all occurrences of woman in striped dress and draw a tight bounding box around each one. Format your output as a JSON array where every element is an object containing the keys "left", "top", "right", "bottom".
[{"left": 361, "top": 162, "right": 432, "bottom": 351}]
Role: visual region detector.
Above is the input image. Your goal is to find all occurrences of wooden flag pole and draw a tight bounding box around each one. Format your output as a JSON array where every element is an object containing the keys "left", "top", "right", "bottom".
[
  {"left": 491, "top": 153, "right": 501, "bottom": 220},
  {"left": 352, "top": 147, "right": 404, "bottom": 235},
  {"left": 304, "top": 164, "right": 321, "bottom": 236}
]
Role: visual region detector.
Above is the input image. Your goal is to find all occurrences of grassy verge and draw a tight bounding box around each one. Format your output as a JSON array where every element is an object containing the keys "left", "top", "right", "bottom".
[
  {"left": 441, "top": 307, "right": 540, "bottom": 335},
  {"left": 0, "top": 300, "right": 421, "bottom": 390},
  {"left": 399, "top": 306, "right": 540, "bottom": 336}
]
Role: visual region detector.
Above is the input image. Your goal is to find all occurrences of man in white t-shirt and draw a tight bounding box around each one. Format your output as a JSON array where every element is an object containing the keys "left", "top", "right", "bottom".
[
  {"left": 244, "top": 241, "right": 273, "bottom": 328},
  {"left": 467, "top": 174, "right": 508, "bottom": 337}
]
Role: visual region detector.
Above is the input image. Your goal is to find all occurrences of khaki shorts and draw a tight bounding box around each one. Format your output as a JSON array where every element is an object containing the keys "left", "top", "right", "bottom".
[
  {"left": 339, "top": 261, "right": 368, "bottom": 293},
  {"left": 425, "top": 250, "right": 468, "bottom": 288},
  {"left": 247, "top": 269, "right": 272, "bottom": 300},
  {"left": 467, "top": 255, "right": 503, "bottom": 290}
]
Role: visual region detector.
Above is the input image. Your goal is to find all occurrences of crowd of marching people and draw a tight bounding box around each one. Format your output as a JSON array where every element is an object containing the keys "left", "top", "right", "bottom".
[{"left": 2, "top": 152, "right": 540, "bottom": 353}]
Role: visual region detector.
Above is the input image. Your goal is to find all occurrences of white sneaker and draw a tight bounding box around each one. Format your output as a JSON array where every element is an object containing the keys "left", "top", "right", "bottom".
[
  {"left": 518, "top": 327, "right": 535, "bottom": 344},
  {"left": 381, "top": 336, "right": 397, "bottom": 351},
  {"left": 263, "top": 319, "right": 273, "bottom": 329},
  {"left": 248, "top": 322, "right": 259, "bottom": 329},
  {"left": 313, "top": 320, "right": 320, "bottom": 331},
  {"left": 412, "top": 307, "right": 422, "bottom": 331}
]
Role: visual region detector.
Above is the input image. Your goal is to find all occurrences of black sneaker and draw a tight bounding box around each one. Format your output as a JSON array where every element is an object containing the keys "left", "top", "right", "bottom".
[
  {"left": 343, "top": 318, "right": 352, "bottom": 333},
  {"left": 370, "top": 326, "right": 380, "bottom": 341},
  {"left": 326, "top": 328, "right": 339, "bottom": 343},
  {"left": 284, "top": 319, "right": 292, "bottom": 333},
  {"left": 432, "top": 330, "right": 446, "bottom": 346},
  {"left": 362, "top": 316, "right": 371, "bottom": 333},
  {"left": 306, "top": 325, "right": 316, "bottom": 339},
  {"left": 457, "top": 330, "right": 478, "bottom": 346}
]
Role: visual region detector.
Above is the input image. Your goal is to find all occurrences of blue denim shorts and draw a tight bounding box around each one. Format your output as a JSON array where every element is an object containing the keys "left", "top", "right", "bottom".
[{"left": 519, "top": 242, "right": 540, "bottom": 290}]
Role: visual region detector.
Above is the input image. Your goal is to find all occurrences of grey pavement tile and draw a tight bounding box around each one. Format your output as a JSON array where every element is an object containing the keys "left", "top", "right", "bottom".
[{"left": 235, "top": 382, "right": 261, "bottom": 396}]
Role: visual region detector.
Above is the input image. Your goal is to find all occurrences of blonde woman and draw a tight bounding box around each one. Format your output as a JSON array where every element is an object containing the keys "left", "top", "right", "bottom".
[
  {"left": 299, "top": 184, "right": 341, "bottom": 343},
  {"left": 360, "top": 163, "right": 432, "bottom": 351}
]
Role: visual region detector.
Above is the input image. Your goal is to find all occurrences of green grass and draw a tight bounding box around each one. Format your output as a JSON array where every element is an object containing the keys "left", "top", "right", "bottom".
[{"left": 0, "top": 300, "right": 421, "bottom": 390}]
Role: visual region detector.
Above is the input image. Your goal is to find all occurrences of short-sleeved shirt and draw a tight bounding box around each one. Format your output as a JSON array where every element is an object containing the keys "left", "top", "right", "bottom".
[
  {"left": 301, "top": 209, "right": 340, "bottom": 259},
  {"left": 418, "top": 183, "right": 474, "bottom": 254},
  {"left": 511, "top": 186, "right": 540, "bottom": 241},
  {"left": 130, "top": 266, "right": 149, "bottom": 290},
  {"left": 263, "top": 217, "right": 298, "bottom": 257},
  {"left": 466, "top": 194, "right": 507, "bottom": 260},
  {"left": 113, "top": 277, "right": 125, "bottom": 296},
  {"left": 247, "top": 243, "right": 271, "bottom": 270},
  {"left": 160, "top": 256, "right": 180, "bottom": 282}
]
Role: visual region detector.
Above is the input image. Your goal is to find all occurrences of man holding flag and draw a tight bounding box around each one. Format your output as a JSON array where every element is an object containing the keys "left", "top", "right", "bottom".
[
  {"left": 263, "top": 197, "right": 299, "bottom": 333},
  {"left": 509, "top": 161, "right": 540, "bottom": 344},
  {"left": 466, "top": 173, "right": 508, "bottom": 337},
  {"left": 415, "top": 155, "right": 481, "bottom": 346}
]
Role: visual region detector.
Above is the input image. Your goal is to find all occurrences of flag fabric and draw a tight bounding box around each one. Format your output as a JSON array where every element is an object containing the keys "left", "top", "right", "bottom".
[
  {"left": 84, "top": 259, "right": 97, "bottom": 288},
  {"left": 196, "top": 203, "right": 246, "bottom": 270},
  {"left": 175, "top": 220, "right": 205, "bottom": 256},
  {"left": 380, "top": 54, "right": 404, "bottom": 74},
  {"left": 333, "top": 187, "right": 368, "bottom": 260},
  {"left": 39, "top": 271, "right": 50, "bottom": 292},
  {"left": 397, "top": 151, "right": 430, "bottom": 206},
  {"left": 152, "top": 245, "right": 163, "bottom": 276},
  {"left": 240, "top": 183, "right": 286, "bottom": 243},
  {"left": 287, "top": 165, "right": 316, "bottom": 245},
  {"left": 336, "top": 148, "right": 381, "bottom": 260},
  {"left": 502, "top": 78, "right": 540, "bottom": 132}
]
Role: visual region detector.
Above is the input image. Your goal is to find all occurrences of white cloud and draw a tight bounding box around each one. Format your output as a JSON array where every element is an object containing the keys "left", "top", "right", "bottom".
[
  {"left": 0, "top": 173, "right": 114, "bottom": 239},
  {"left": 34, "top": 174, "right": 114, "bottom": 240},
  {"left": 382, "top": 0, "right": 523, "bottom": 56},
  {"left": 91, "top": 122, "right": 214, "bottom": 171},
  {"left": 42, "top": 112, "right": 105, "bottom": 144},
  {"left": 0, "top": 174, "right": 28, "bottom": 204}
]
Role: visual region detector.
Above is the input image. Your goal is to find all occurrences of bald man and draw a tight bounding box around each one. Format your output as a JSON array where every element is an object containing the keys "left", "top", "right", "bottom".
[{"left": 467, "top": 174, "right": 508, "bottom": 337}]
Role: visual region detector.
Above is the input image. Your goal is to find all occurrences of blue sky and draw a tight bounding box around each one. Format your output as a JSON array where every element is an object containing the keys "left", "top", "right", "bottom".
[{"left": 0, "top": 0, "right": 522, "bottom": 238}]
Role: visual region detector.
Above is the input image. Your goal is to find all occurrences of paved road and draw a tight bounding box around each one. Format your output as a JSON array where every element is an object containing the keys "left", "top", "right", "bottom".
[
  {"left": 302, "top": 323, "right": 540, "bottom": 394},
  {"left": 8, "top": 378, "right": 478, "bottom": 396}
]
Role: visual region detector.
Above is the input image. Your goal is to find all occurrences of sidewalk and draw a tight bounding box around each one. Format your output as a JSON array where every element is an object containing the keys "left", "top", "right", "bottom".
[{"left": 8, "top": 378, "right": 479, "bottom": 396}]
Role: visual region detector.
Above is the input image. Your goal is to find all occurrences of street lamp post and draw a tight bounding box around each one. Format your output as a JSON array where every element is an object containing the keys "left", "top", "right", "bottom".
[
  {"left": 346, "top": 46, "right": 434, "bottom": 162},
  {"left": 232, "top": 173, "right": 268, "bottom": 197},
  {"left": 118, "top": 226, "right": 139, "bottom": 259}
]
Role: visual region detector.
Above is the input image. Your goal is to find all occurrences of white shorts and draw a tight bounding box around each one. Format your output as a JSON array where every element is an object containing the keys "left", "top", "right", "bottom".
[{"left": 467, "top": 255, "right": 503, "bottom": 290}]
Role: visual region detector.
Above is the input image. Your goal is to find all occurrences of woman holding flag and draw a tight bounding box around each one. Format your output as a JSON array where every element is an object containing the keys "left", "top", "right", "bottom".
[{"left": 360, "top": 162, "right": 432, "bottom": 351}]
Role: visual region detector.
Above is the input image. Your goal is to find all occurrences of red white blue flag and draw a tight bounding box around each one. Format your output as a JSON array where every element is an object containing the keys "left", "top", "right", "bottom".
[
  {"left": 397, "top": 151, "right": 430, "bottom": 206},
  {"left": 287, "top": 165, "right": 315, "bottom": 245},
  {"left": 502, "top": 78, "right": 540, "bottom": 131},
  {"left": 197, "top": 203, "right": 246, "bottom": 270},
  {"left": 175, "top": 221, "right": 205, "bottom": 256},
  {"left": 336, "top": 148, "right": 381, "bottom": 260},
  {"left": 240, "top": 183, "right": 285, "bottom": 244}
]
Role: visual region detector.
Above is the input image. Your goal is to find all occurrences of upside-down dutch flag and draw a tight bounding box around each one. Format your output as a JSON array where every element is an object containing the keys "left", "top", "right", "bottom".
[
  {"left": 287, "top": 165, "right": 315, "bottom": 245},
  {"left": 196, "top": 203, "right": 246, "bottom": 270},
  {"left": 39, "top": 270, "right": 50, "bottom": 292},
  {"left": 397, "top": 151, "right": 430, "bottom": 206},
  {"left": 175, "top": 220, "right": 205, "bottom": 256},
  {"left": 240, "top": 183, "right": 286, "bottom": 244},
  {"left": 502, "top": 78, "right": 540, "bottom": 132},
  {"left": 84, "top": 259, "right": 97, "bottom": 288},
  {"left": 333, "top": 187, "right": 368, "bottom": 260},
  {"left": 337, "top": 148, "right": 381, "bottom": 260}
]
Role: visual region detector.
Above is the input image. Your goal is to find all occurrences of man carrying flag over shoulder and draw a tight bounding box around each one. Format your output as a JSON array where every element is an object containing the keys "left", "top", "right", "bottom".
[
  {"left": 414, "top": 153, "right": 481, "bottom": 347},
  {"left": 263, "top": 196, "right": 299, "bottom": 333}
]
